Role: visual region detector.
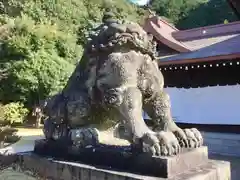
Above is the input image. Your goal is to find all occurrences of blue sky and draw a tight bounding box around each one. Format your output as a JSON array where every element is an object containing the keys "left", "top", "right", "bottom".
[{"left": 128, "top": 0, "right": 150, "bottom": 6}]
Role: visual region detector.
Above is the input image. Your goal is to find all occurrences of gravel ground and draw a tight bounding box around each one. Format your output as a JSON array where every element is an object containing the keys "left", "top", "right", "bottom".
[
  {"left": 0, "top": 168, "right": 37, "bottom": 180},
  {"left": 0, "top": 127, "right": 130, "bottom": 179},
  {"left": 0, "top": 127, "right": 130, "bottom": 155},
  {"left": 4, "top": 128, "right": 240, "bottom": 180},
  {"left": 16, "top": 127, "right": 130, "bottom": 145},
  {"left": 15, "top": 128, "right": 43, "bottom": 137}
]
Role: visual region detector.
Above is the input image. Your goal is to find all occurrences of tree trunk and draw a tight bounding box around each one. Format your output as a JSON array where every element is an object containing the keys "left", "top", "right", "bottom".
[{"left": 35, "top": 116, "right": 41, "bottom": 128}]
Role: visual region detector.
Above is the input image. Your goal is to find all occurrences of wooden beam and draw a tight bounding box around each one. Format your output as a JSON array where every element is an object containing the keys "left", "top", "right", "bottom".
[{"left": 158, "top": 53, "right": 240, "bottom": 66}]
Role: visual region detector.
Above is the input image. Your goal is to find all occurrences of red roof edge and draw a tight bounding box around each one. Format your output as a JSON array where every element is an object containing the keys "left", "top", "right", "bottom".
[
  {"left": 172, "top": 21, "right": 240, "bottom": 41},
  {"left": 143, "top": 16, "right": 191, "bottom": 53},
  {"left": 155, "top": 17, "right": 179, "bottom": 31}
]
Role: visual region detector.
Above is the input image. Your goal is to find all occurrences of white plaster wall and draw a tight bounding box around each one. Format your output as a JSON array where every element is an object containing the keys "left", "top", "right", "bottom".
[
  {"left": 202, "top": 132, "right": 240, "bottom": 157},
  {"left": 165, "top": 85, "right": 240, "bottom": 124}
]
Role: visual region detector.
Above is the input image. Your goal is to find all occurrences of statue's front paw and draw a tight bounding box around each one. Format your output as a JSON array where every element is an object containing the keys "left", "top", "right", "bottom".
[
  {"left": 43, "top": 118, "right": 69, "bottom": 141},
  {"left": 157, "top": 131, "right": 180, "bottom": 156},
  {"left": 173, "top": 128, "right": 188, "bottom": 148},
  {"left": 141, "top": 132, "right": 161, "bottom": 156},
  {"left": 184, "top": 128, "right": 203, "bottom": 148},
  {"left": 174, "top": 128, "right": 203, "bottom": 148},
  {"left": 70, "top": 128, "right": 100, "bottom": 148},
  {"left": 141, "top": 131, "right": 180, "bottom": 156}
]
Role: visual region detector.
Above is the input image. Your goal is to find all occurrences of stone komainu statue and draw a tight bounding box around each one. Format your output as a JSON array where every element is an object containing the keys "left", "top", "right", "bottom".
[{"left": 41, "top": 11, "right": 203, "bottom": 156}]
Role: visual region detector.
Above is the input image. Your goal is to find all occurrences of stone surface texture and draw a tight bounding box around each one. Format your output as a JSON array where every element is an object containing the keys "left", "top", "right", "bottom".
[
  {"left": 0, "top": 153, "right": 230, "bottom": 180},
  {"left": 34, "top": 139, "right": 209, "bottom": 178},
  {"left": 38, "top": 9, "right": 203, "bottom": 157}
]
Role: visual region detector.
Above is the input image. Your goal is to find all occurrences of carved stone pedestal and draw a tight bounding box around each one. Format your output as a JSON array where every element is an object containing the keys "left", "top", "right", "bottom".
[{"left": 31, "top": 139, "right": 231, "bottom": 179}]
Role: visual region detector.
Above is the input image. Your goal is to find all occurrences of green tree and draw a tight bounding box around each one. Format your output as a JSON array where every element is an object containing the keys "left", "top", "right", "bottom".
[
  {"left": 0, "top": 0, "right": 145, "bottom": 107},
  {"left": 176, "top": 0, "right": 237, "bottom": 29},
  {"left": 150, "top": 0, "right": 201, "bottom": 24},
  {"left": 149, "top": 0, "right": 237, "bottom": 29},
  {"left": 0, "top": 102, "right": 29, "bottom": 125}
]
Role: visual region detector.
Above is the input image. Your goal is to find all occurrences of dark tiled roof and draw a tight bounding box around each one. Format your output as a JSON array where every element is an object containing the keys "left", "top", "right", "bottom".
[
  {"left": 143, "top": 16, "right": 240, "bottom": 64},
  {"left": 159, "top": 34, "right": 240, "bottom": 63}
]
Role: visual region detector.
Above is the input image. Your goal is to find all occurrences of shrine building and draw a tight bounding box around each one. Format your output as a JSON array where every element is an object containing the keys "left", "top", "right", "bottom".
[{"left": 143, "top": 15, "right": 240, "bottom": 126}]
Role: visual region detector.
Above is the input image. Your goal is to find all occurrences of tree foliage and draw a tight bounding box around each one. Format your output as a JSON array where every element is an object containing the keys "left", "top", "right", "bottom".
[
  {"left": 176, "top": 0, "right": 237, "bottom": 29},
  {"left": 150, "top": 0, "right": 237, "bottom": 29},
  {"left": 0, "top": 102, "right": 29, "bottom": 124},
  {"left": 1, "top": 0, "right": 237, "bottom": 111},
  {"left": 0, "top": 0, "right": 145, "bottom": 107}
]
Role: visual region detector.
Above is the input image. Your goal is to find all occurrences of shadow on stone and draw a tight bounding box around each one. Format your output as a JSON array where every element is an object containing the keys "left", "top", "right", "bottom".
[{"left": 34, "top": 139, "right": 209, "bottom": 178}]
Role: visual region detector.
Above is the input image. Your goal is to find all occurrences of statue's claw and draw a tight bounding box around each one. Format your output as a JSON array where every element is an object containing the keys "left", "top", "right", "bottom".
[
  {"left": 174, "top": 128, "right": 203, "bottom": 148},
  {"left": 70, "top": 127, "right": 100, "bottom": 148},
  {"left": 141, "top": 131, "right": 180, "bottom": 156},
  {"left": 184, "top": 129, "right": 198, "bottom": 148},
  {"left": 157, "top": 131, "right": 180, "bottom": 155},
  {"left": 142, "top": 132, "right": 161, "bottom": 156},
  {"left": 190, "top": 128, "right": 203, "bottom": 147},
  {"left": 173, "top": 128, "right": 189, "bottom": 148}
]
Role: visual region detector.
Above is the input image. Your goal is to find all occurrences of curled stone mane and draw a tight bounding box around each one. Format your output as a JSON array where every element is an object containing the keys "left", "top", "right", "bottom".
[{"left": 86, "top": 11, "right": 157, "bottom": 58}]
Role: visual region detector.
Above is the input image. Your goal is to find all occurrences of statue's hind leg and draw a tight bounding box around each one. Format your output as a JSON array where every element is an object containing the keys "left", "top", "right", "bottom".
[
  {"left": 143, "top": 91, "right": 203, "bottom": 148},
  {"left": 66, "top": 92, "right": 101, "bottom": 147},
  {"left": 44, "top": 91, "right": 100, "bottom": 148}
]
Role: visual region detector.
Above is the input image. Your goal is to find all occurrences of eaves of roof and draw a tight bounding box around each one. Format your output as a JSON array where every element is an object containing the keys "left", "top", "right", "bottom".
[{"left": 143, "top": 16, "right": 240, "bottom": 65}]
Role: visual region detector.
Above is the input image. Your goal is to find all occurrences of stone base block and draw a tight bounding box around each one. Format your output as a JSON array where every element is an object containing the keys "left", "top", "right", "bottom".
[
  {"left": 33, "top": 139, "right": 208, "bottom": 178},
  {"left": 16, "top": 154, "right": 230, "bottom": 180}
]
